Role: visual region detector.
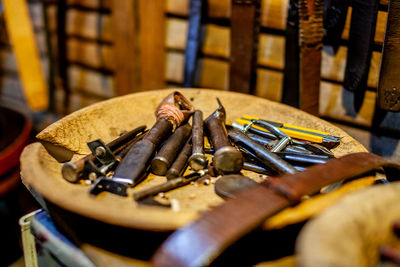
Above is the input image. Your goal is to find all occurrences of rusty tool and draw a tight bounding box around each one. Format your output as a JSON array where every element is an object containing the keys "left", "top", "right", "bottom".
[
  {"left": 133, "top": 169, "right": 208, "bottom": 201},
  {"left": 61, "top": 125, "right": 146, "bottom": 183},
  {"left": 112, "top": 92, "right": 194, "bottom": 187},
  {"left": 152, "top": 123, "right": 192, "bottom": 176},
  {"left": 228, "top": 128, "right": 296, "bottom": 175},
  {"left": 166, "top": 137, "right": 193, "bottom": 179},
  {"left": 205, "top": 99, "right": 243, "bottom": 174},
  {"left": 189, "top": 110, "right": 208, "bottom": 171}
]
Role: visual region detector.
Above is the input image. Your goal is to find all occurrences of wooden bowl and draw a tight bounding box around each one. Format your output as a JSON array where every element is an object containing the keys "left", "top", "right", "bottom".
[{"left": 20, "top": 89, "right": 368, "bottom": 259}]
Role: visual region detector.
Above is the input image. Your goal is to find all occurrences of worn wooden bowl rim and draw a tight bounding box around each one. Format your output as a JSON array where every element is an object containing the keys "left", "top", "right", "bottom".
[{"left": 20, "top": 88, "right": 367, "bottom": 231}]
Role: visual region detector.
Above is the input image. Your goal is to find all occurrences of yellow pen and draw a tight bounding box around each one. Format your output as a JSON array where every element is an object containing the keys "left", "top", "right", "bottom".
[
  {"left": 235, "top": 119, "right": 324, "bottom": 143},
  {"left": 240, "top": 116, "right": 341, "bottom": 143},
  {"left": 241, "top": 115, "right": 331, "bottom": 136}
]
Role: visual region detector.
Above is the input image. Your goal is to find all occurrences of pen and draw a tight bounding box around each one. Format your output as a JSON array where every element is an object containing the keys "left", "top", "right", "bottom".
[{"left": 236, "top": 116, "right": 341, "bottom": 144}]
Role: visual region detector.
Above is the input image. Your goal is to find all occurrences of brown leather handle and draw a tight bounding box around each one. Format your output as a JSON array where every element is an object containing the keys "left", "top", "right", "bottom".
[{"left": 151, "top": 152, "right": 400, "bottom": 267}]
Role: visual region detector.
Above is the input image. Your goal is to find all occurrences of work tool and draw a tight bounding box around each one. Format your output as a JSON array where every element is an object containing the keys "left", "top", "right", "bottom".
[
  {"left": 133, "top": 170, "right": 208, "bottom": 201},
  {"left": 228, "top": 128, "right": 296, "bottom": 175},
  {"left": 61, "top": 125, "right": 146, "bottom": 183},
  {"left": 205, "top": 99, "right": 243, "bottom": 174},
  {"left": 233, "top": 121, "right": 336, "bottom": 155},
  {"left": 234, "top": 117, "right": 340, "bottom": 149},
  {"left": 188, "top": 110, "right": 208, "bottom": 170},
  {"left": 111, "top": 92, "right": 194, "bottom": 186},
  {"left": 166, "top": 137, "right": 193, "bottom": 179},
  {"left": 151, "top": 123, "right": 192, "bottom": 176},
  {"left": 275, "top": 152, "right": 330, "bottom": 166}
]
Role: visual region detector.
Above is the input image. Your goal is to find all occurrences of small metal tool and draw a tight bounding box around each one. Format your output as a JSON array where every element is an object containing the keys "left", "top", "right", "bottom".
[
  {"left": 87, "top": 139, "right": 117, "bottom": 166},
  {"left": 151, "top": 123, "right": 192, "bottom": 176},
  {"left": 234, "top": 121, "right": 335, "bottom": 157},
  {"left": 61, "top": 125, "right": 146, "bottom": 183},
  {"left": 243, "top": 161, "right": 305, "bottom": 175},
  {"left": 133, "top": 170, "right": 207, "bottom": 201},
  {"left": 228, "top": 128, "right": 296, "bottom": 175},
  {"left": 275, "top": 152, "right": 330, "bottom": 166},
  {"left": 205, "top": 99, "right": 243, "bottom": 174},
  {"left": 189, "top": 110, "right": 208, "bottom": 170},
  {"left": 89, "top": 177, "right": 128, "bottom": 196},
  {"left": 246, "top": 133, "right": 312, "bottom": 154},
  {"left": 244, "top": 119, "right": 292, "bottom": 153},
  {"left": 166, "top": 137, "right": 193, "bottom": 179}
]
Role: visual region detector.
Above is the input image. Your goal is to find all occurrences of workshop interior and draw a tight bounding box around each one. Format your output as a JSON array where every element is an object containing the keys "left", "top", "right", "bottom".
[{"left": 1, "top": 0, "right": 400, "bottom": 266}]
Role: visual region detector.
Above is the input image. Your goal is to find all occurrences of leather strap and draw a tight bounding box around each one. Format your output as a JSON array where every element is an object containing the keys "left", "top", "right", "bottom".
[
  {"left": 282, "top": 0, "right": 300, "bottom": 108},
  {"left": 184, "top": 0, "right": 206, "bottom": 87},
  {"left": 377, "top": 0, "right": 400, "bottom": 111},
  {"left": 57, "top": 0, "right": 70, "bottom": 113},
  {"left": 323, "top": 0, "right": 349, "bottom": 52},
  {"left": 344, "top": 0, "right": 379, "bottom": 112},
  {"left": 298, "top": 0, "right": 323, "bottom": 115},
  {"left": 151, "top": 153, "right": 400, "bottom": 266},
  {"left": 229, "top": 0, "right": 261, "bottom": 94}
]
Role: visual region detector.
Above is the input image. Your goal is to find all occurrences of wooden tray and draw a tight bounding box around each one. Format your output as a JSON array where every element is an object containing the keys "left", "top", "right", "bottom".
[{"left": 20, "top": 89, "right": 368, "bottom": 233}]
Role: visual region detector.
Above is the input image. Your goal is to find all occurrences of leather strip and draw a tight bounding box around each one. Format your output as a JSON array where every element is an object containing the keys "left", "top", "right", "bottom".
[
  {"left": 323, "top": 0, "right": 349, "bottom": 52},
  {"left": 298, "top": 0, "right": 324, "bottom": 115},
  {"left": 282, "top": 0, "right": 300, "bottom": 108},
  {"left": 377, "top": 0, "right": 400, "bottom": 111},
  {"left": 183, "top": 0, "right": 206, "bottom": 88},
  {"left": 229, "top": 0, "right": 261, "bottom": 94},
  {"left": 151, "top": 153, "right": 400, "bottom": 266},
  {"left": 57, "top": 0, "right": 70, "bottom": 113},
  {"left": 344, "top": 0, "right": 379, "bottom": 111}
]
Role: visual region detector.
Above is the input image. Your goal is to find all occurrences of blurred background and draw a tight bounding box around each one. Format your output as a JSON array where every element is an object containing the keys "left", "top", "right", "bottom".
[{"left": 0, "top": 0, "right": 399, "bottom": 266}]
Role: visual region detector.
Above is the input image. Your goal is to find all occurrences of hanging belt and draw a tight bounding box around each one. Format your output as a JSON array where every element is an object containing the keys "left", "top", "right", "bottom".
[
  {"left": 344, "top": 0, "right": 379, "bottom": 112},
  {"left": 229, "top": 0, "right": 261, "bottom": 94},
  {"left": 377, "top": 0, "right": 400, "bottom": 112}
]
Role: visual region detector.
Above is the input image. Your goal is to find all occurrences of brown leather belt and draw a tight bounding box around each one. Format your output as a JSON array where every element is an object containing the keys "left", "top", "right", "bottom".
[
  {"left": 151, "top": 152, "right": 400, "bottom": 266},
  {"left": 229, "top": 0, "right": 261, "bottom": 94},
  {"left": 377, "top": 0, "right": 400, "bottom": 112}
]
